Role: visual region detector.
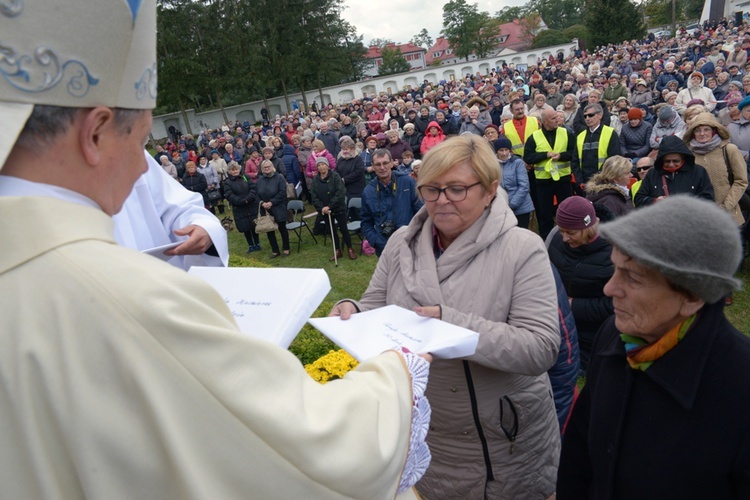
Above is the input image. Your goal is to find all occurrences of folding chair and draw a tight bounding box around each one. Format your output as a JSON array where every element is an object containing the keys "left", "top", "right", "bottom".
[
  {"left": 286, "top": 200, "right": 317, "bottom": 252},
  {"left": 346, "top": 197, "right": 363, "bottom": 253}
]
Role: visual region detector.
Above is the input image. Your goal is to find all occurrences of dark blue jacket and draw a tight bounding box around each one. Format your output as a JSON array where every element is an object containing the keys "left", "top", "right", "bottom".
[
  {"left": 281, "top": 144, "right": 302, "bottom": 185},
  {"left": 548, "top": 264, "right": 580, "bottom": 433},
  {"left": 360, "top": 174, "right": 423, "bottom": 256}
]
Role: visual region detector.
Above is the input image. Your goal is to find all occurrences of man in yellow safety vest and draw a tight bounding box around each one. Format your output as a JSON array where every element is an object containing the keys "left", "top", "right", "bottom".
[
  {"left": 523, "top": 109, "right": 576, "bottom": 240},
  {"left": 571, "top": 103, "right": 620, "bottom": 191},
  {"left": 502, "top": 98, "right": 540, "bottom": 213}
]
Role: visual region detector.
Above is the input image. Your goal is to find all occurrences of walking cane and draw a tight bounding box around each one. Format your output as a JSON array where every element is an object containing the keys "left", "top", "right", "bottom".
[{"left": 327, "top": 211, "right": 338, "bottom": 267}]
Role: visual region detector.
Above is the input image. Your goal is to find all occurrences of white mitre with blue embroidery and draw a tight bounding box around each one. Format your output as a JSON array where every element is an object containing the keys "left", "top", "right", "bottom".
[{"left": 0, "top": 0, "right": 157, "bottom": 168}]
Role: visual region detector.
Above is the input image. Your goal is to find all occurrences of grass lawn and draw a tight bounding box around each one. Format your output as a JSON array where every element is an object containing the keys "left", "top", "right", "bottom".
[{"left": 221, "top": 200, "right": 750, "bottom": 365}]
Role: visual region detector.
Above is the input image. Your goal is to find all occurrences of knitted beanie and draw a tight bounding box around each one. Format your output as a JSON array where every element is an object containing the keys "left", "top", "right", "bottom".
[
  {"left": 493, "top": 137, "right": 513, "bottom": 152},
  {"left": 658, "top": 105, "right": 675, "bottom": 122},
  {"left": 628, "top": 108, "right": 643, "bottom": 120},
  {"left": 599, "top": 196, "right": 742, "bottom": 304},
  {"left": 556, "top": 196, "right": 597, "bottom": 230}
]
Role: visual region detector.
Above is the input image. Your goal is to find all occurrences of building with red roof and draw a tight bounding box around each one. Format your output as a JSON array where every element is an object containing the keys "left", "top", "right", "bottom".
[
  {"left": 364, "top": 42, "right": 427, "bottom": 77},
  {"left": 426, "top": 18, "right": 545, "bottom": 66}
]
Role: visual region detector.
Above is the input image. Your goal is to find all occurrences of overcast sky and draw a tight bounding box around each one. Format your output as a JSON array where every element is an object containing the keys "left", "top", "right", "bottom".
[{"left": 341, "top": 0, "right": 528, "bottom": 47}]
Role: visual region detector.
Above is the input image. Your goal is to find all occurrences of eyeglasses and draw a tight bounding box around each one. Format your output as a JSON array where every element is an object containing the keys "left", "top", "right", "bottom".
[
  {"left": 662, "top": 159, "right": 682, "bottom": 165},
  {"left": 583, "top": 113, "right": 599, "bottom": 118},
  {"left": 418, "top": 182, "right": 482, "bottom": 202},
  {"left": 635, "top": 166, "right": 652, "bottom": 172}
]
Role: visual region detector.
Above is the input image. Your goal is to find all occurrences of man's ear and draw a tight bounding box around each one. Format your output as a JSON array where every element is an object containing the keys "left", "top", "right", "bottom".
[{"left": 78, "top": 107, "right": 115, "bottom": 167}]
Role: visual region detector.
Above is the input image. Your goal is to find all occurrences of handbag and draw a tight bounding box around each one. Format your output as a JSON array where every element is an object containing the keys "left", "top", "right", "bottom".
[
  {"left": 286, "top": 182, "right": 297, "bottom": 199},
  {"left": 207, "top": 188, "right": 222, "bottom": 204},
  {"left": 254, "top": 202, "right": 278, "bottom": 234}
]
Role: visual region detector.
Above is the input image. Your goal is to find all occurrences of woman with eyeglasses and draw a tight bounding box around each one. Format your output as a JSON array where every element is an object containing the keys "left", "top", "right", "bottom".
[
  {"left": 634, "top": 135, "right": 715, "bottom": 207},
  {"left": 330, "top": 135, "right": 561, "bottom": 499}
]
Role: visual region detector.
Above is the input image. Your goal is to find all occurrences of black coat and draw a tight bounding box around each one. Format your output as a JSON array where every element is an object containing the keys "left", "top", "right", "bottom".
[
  {"left": 222, "top": 174, "right": 257, "bottom": 233},
  {"left": 255, "top": 173, "right": 288, "bottom": 223},
  {"left": 558, "top": 303, "right": 750, "bottom": 499},
  {"left": 634, "top": 135, "right": 715, "bottom": 206},
  {"left": 335, "top": 155, "right": 366, "bottom": 200},
  {"left": 548, "top": 230, "right": 614, "bottom": 370},
  {"left": 182, "top": 171, "right": 208, "bottom": 205},
  {"left": 403, "top": 131, "right": 423, "bottom": 159},
  {"left": 311, "top": 171, "right": 346, "bottom": 215}
]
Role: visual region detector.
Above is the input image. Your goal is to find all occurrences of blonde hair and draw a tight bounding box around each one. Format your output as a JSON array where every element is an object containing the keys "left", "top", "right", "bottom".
[
  {"left": 312, "top": 139, "right": 325, "bottom": 151},
  {"left": 260, "top": 159, "right": 275, "bottom": 172},
  {"left": 586, "top": 155, "right": 631, "bottom": 189},
  {"left": 418, "top": 135, "right": 500, "bottom": 192}
]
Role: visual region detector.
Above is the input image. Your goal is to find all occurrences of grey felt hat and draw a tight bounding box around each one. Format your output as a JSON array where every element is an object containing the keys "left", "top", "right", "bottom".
[{"left": 599, "top": 196, "right": 742, "bottom": 304}]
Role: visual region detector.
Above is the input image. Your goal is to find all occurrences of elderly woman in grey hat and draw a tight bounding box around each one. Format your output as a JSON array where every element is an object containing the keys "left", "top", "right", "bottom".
[
  {"left": 727, "top": 94, "right": 750, "bottom": 153},
  {"left": 557, "top": 196, "right": 749, "bottom": 499}
]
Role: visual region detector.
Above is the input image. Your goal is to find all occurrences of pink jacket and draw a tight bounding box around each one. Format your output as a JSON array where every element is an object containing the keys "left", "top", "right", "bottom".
[{"left": 305, "top": 150, "right": 336, "bottom": 178}]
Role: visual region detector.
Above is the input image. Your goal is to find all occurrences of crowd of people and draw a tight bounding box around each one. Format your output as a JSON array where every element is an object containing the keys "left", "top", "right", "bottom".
[
  {"left": 3, "top": 0, "right": 750, "bottom": 496},
  {"left": 154, "top": 15, "right": 750, "bottom": 497}
]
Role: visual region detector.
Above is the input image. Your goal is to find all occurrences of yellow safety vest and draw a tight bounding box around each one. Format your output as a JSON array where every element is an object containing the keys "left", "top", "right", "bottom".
[
  {"left": 503, "top": 116, "right": 540, "bottom": 158},
  {"left": 530, "top": 127, "right": 570, "bottom": 181},
  {"left": 630, "top": 179, "right": 641, "bottom": 204},
  {"left": 576, "top": 125, "right": 614, "bottom": 171}
]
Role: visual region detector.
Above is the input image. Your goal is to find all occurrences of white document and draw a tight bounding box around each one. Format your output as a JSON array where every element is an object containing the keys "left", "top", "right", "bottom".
[
  {"left": 141, "top": 241, "right": 181, "bottom": 261},
  {"left": 308, "top": 304, "right": 479, "bottom": 361},
  {"left": 188, "top": 267, "right": 331, "bottom": 348}
]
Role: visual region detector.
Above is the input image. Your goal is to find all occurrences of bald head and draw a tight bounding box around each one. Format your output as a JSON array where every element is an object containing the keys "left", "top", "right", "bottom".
[{"left": 541, "top": 109, "right": 558, "bottom": 130}]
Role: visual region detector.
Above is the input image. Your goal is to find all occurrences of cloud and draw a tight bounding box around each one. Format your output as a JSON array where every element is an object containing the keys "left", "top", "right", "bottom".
[{"left": 341, "top": 0, "right": 527, "bottom": 46}]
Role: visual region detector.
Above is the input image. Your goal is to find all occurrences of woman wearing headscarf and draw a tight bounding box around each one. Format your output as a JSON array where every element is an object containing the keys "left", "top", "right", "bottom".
[
  {"left": 684, "top": 112, "right": 747, "bottom": 227},
  {"left": 585, "top": 155, "right": 634, "bottom": 217},
  {"left": 331, "top": 135, "right": 560, "bottom": 499}
]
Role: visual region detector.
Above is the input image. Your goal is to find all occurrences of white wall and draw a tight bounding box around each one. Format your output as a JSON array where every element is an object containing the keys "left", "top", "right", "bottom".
[{"left": 152, "top": 40, "right": 578, "bottom": 140}]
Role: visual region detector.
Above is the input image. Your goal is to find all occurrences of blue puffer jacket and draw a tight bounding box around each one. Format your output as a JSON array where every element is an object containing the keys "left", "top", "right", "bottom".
[
  {"left": 360, "top": 174, "right": 423, "bottom": 256},
  {"left": 548, "top": 264, "right": 580, "bottom": 434},
  {"left": 499, "top": 155, "right": 535, "bottom": 215},
  {"left": 281, "top": 144, "right": 302, "bottom": 185}
]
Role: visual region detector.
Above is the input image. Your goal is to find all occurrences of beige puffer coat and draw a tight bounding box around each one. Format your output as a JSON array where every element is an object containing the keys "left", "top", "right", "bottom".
[
  {"left": 685, "top": 112, "right": 748, "bottom": 225},
  {"left": 354, "top": 194, "right": 561, "bottom": 499}
]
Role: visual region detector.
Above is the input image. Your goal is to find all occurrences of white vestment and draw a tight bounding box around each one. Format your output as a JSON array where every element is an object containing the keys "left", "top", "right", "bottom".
[{"left": 112, "top": 152, "right": 228, "bottom": 270}]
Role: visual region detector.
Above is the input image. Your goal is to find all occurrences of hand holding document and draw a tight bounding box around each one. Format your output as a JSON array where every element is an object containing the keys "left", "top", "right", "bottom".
[
  {"left": 188, "top": 267, "right": 331, "bottom": 348},
  {"left": 141, "top": 241, "right": 181, "bottom": 261},
  {"left": 308, "top": 305, "right": 479, "bottom": 361}
]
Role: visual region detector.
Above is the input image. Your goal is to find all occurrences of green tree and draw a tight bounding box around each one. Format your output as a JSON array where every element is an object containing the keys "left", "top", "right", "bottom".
[
  {"left": 563, "top": 24, "right": 591, "bottom": 49},
  {"left": 526, "top": 0, "right": 584, "bottom": 31},
  {"left": 411, "top": 28, "right": 434, "bottom": 49},
  {"left": 496, "top": 6, "right": 528, "bottom": 23},
  {"left": 531, "top": 29, "right": 570, "bottom": 48},
  {"left": 369, "top": 38, "right": 395, "bottom": 48},
  {"left": 585, "top": 0, "right": 645, "bottom": 48},
  {"left": 378, "top": 46, "right": 411, "bottom": 76},
  {"left": 442, "top": 0, "right": 497, "bottom": 60}
]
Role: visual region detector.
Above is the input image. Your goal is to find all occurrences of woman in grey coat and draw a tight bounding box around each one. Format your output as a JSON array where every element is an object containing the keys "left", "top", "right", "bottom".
[{"left": 331, "top": 135, "right": 560, "bottom": 499}]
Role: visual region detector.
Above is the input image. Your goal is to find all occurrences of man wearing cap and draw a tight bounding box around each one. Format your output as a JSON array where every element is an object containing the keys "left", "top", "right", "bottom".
[
  {"left": 571, "top": 103, "right": 621, "bottom": 188},
  {"left": 619, "top": 108, "right": 653, "bottom": 160},
  {"left": 557, "top": 196, "right": 750, "bottom": 498},
  {"left": 674, "top": 71, "right": 716, "bottom": 115},
  {"left": 0, "top": 1, "right": 433, "bottom": 497},
  {"left": 524, "top": 109, "right": 576, "bottom": 238}
]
